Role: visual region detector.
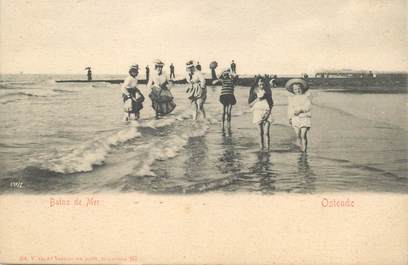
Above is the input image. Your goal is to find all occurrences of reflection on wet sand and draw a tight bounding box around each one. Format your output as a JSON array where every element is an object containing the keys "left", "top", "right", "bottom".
[
  {"left": 294, "top": 153, "right": 316, "bottom": 193},
  {"left": 237, "top": 151, "right": 316, "bottom": 194},
  {"left": 251, "top": 152, "right": 277, "bottom": 194},
  {"left": 180, "top": 131, "right": 244, "bottom": 193},
  {"left": 184, "top": 136, "right": 209, "bottom": 179},
  {"left": 218, "top": 127, "right": 241, "bottom": 176}
]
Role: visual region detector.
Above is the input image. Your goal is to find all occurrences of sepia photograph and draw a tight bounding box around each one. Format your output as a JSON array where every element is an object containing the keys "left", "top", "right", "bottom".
[{"left": 0, "top": 0, "right": 407, "bottom": 264}]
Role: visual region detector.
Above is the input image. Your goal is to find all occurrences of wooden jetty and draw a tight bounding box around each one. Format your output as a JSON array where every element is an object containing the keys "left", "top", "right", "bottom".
[{"left": 56, "top": 73, "right": 407, "bottom": 92}]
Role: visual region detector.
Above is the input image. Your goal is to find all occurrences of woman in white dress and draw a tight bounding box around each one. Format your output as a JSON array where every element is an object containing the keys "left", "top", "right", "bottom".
[
  {"left": 248, "top": 76, "right": 274, "bottom": 150},
  {"left": 147, "top": 59, "right": 176, "bottom": 119}
]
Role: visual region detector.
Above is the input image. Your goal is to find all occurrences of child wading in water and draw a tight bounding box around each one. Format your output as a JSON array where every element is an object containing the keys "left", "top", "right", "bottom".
[
  {"left": 213, "top": 69, "right": 237, "bottom": 129},
  {"left": 286, "top": 78, "right": 311, "bottom": 152},
  {"left": 248, "top": 76, "right": 274, "bottom": 150},
  {"left": 121, "top": 64, "right": 145, "bottom": 121}
]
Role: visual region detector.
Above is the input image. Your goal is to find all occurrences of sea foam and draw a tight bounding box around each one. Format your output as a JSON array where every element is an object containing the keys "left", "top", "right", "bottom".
[{"left": 41, "top": 126, "right": 141, "bottom": 173}]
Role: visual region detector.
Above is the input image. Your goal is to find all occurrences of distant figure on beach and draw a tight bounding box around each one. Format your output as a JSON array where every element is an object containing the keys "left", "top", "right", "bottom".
[
  {"left": 303, "top": 73, "right": 309, "bottom": 80},
  {"left": 86, "top": 67, "right": 92, "bottom": 81},
  {"left": 213, "top": 69, "right": 237, "bottom": 129},
  {"left": 230, "top": 60, "right": 236, "bottom": 74},
  {"left": 196, "top": 61, "right": 201, "bottom": 71},
  {"left": 209, "top": 61, "right": 218, "bottom": 80},
  {"left": 170, "top": 63, "right": 175, "bottom": 79},
  {"left": 121, "top": 64, "right": 145, "bottom": 121},
  {"left": 185, "top": 60, "right": 207, "bottom": 120},
  {"left": 249, "top": 76, "right": 274, "bottom": 150},
  {"left": 148, "top": 59, "right": 176, "bottom": 119},
  {"left": 145, "top": 65, "right": 150, "bottom": 83},
  {"left": 286, "top": 78, "right": 311, "bottom": 152}
]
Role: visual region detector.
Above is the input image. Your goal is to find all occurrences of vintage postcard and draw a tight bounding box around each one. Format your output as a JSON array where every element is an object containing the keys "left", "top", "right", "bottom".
[{"left": 0, "top": 0, "right": 407, "bottom": 264}]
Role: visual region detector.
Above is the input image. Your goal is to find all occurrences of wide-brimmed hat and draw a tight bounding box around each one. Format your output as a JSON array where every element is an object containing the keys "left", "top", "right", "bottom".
[
  {"left": 153, "top": 59, "right": 164, "bottom": 67},
  {"left": 285, "top": 78, "right": 309, "bottom": 93},
  {"left": 186, "top": 60, "right": 195, "bottom": 68}
]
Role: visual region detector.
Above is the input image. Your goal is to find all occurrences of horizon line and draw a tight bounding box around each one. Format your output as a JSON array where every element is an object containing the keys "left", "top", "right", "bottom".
[{"left": 1, "top": 69, "right": 408, "bottom": 76}]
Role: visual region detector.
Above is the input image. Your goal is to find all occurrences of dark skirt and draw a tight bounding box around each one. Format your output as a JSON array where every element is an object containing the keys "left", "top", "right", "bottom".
[
  {"left": 149, "top": 87, "right": 176, "bottom": 115},
  {"left": 219, "top": 94, "right": 236, "bottom": 106},
  {"left": 123, "top": 89, "right": 144, "bottom": 113}
]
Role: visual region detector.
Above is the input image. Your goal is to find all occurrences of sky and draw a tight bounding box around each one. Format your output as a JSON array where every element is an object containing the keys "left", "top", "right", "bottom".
[{"left": 0, "top": 0, "right": 407, "bottom": 75}]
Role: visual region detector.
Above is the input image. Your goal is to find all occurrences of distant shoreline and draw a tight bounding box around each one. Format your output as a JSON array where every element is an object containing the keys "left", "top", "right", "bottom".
[{"left": 54, "top": 75, "right": 407, "bottom": 93}]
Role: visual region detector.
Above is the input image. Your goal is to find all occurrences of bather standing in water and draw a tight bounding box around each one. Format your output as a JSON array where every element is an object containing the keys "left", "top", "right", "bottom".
[
  {"left": 213, "top": 69, "right": 237, "bottom": 129},
  {"left": 147, "top": 59, "right": 176, "bottom": 119},
  {"left": 185, "top": 60, "right": 207, "bottom": 120},
  {"left": 121, "top": 64, "right": 145, "bottom": 121},
  {"left": 286, "top": 78, "right": 311, "bottom": 152},
  {"left": 248, "top": 76, "right": 274, "bottom": 150}
]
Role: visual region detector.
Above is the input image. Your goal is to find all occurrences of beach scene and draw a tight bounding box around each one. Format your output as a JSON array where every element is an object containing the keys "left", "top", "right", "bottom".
[
  {"left": 2, "top": 2, "right": 408, "bottom": 265},
  {"left": 1, "top": 0, "right": 407, "bottom": 195},
  {"left": 1, "top": 72, "right": 407, "bottom": 194}
]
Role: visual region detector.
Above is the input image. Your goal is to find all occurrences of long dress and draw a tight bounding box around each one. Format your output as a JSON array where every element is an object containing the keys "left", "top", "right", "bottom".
[{"left": 147, "top": 72, "right": 176, "bottom": 115}]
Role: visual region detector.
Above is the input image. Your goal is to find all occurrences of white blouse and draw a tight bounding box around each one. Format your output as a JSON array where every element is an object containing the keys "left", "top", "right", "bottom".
[
  {"left": 147, "top": 72, "right": 169, "bottom": 90},
  {"left": 121, "top": 75, "right": 138, "bottom": 95},
  {"left": 287, "top": 91, "right": 312, "bottom": 119}
]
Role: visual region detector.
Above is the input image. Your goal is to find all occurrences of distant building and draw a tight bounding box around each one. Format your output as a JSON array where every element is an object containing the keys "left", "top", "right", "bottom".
[{"left": 315, "top": 69, "right": 371, "bottom": 78}]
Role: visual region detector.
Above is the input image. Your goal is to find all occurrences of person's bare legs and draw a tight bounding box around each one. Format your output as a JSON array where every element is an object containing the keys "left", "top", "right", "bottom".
[
  {"left": 300, "top": 127, "right": 310, "bottom": 152},
  {"left": 222, "top": 105, "right": 227, "bottom": 129},
  {"left": 293, "top": 127, "right": 301, "bottom": 148},
  {"left": 193, "top": 100, "right": 199, "bottom": 121},
  {"left": 199, "top": 99, "right": 206, "bottom": 119},
  {"left": 258, "top": 122, "right": 265, "bottom": 149},
  {"left": 227, "top": 105, "right": 232, "bottom": 127},
  {"left": 264, "top": 121, "right": 271, "bottom": 150}
]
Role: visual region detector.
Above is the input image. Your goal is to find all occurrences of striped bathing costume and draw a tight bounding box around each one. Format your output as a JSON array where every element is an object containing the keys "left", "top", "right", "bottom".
[{"left": 219, "top": 77, "right": 236, "bottom": 106}]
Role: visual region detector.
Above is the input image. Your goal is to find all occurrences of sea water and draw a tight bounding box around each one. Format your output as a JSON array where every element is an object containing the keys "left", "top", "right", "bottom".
[{"left": 0, "top": 74, "right": 407, "bottom": 194}]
